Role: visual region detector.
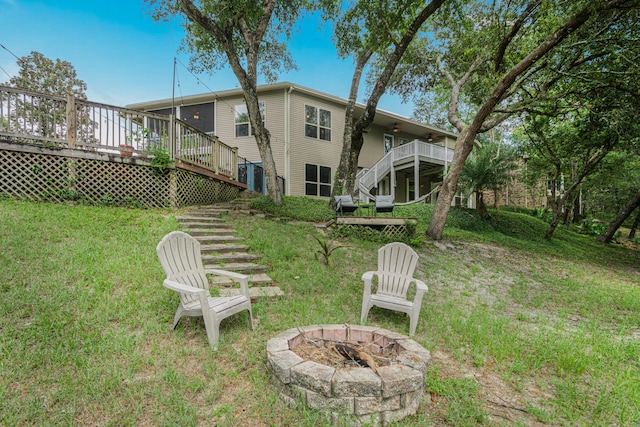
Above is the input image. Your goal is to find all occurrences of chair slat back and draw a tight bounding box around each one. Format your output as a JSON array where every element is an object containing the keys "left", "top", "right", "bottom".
[
  {"left": 377, "top": 242, "right": 418, "bottom": 298},
  {"left": 376, "top": 195, "right": 394, "bottom": 208},
  {"left": 157, "top": 231, "right": 209, "bottom": 305},
  {"left": 335, "top": 195, "right": 355, "bottom": 206}
]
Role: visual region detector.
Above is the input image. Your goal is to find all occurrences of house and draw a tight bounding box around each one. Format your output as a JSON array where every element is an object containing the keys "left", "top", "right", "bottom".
[{"left": 127, "top": 82, "right": 466, "bottom": 205}]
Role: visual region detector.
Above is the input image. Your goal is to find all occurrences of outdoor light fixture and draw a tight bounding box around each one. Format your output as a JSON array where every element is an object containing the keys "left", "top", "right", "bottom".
[
  {"left": 193, "top": 112, "right": 200, "bottom": 120},
  {"left": 392, "top": 124, "right": 399, "bottom": 133}
]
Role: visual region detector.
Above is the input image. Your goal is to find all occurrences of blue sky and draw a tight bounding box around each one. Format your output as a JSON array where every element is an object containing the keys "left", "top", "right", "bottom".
[{"left": 0, "top": 0, "right": 416, "bottom": 117}]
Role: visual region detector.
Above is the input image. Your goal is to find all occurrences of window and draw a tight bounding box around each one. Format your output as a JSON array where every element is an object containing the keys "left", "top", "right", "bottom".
[
  {"left": 384, "top": 134, "right": 394, "bottom": 153},
  {"left": 305, "top": 163, "right": 332, "bottom": 197},
  {"left": 399, "top": 138, "right": 409, "bottom": 145},
  {"left": 305, "top": 105, "right": 331, "bottom": 141},
  {"left": 181, "top": 103, "right": 214, "bottom": 134},
  {"left": 235, "top": 102, "right": 265, "bottom": 137}
]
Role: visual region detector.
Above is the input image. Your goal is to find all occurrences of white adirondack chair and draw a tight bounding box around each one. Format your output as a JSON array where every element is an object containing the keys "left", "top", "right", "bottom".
[
  {"left": 360, "top": 242, "right": 428, "bottom": 337},
  {"left": 156, "top": 231, "right": 253, "bottom": 350}
]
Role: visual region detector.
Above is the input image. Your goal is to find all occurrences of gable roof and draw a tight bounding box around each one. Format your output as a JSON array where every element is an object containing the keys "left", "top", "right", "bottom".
[{"left": 125, "top": 81, "right": 458, "bottom": 140}]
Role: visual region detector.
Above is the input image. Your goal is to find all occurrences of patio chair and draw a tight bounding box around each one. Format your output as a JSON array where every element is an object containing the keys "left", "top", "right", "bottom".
[
  {"left": 360, "top": 242, "right": 428, "bottom": 337},
  {"left": 334, "top": 195, "right": 360, "bottom": 216},
  {"left": 374, "top": 195, "right": 396, "bottom": 216},
  {"left": 156, "top": 231, "right": 253, "bottom": 350}
]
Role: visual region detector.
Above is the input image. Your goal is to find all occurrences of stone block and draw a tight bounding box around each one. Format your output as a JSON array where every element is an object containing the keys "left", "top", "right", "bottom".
[
  {"left": 332, "top": 367, "right": 382, "bottom": 397},
  {"left": 266, "top": 336, "right": 290, "bottom": 354},
  {"left": 396, "top": 350, "right": 431, "bottom": 375},
  {"left": 322, "top": 324, "right": 348, "bottom": 341},
  {"left": 290, "top": 361, "right": 335, "bottom": 397},
  {"left": 354, "top": 395, "right": 401, "bottom": 415},
  {"left": 306, "top": 389, "right": 354, "bottom": 413},
  {"left": 347, "top": 326, "right": 378, "bottom": 343},
  {"left": 377, "top": 364, "right": 424, "bottom": 398},
  {"left": 298, "top": 325, "right": 324, "bottom": 339},
  {"left": 396, "top": 338, "right": 431, "bottom": 357},
  {"left": 400, "top": 390, "right": 423, "bottom": 412},
  {"left": 267, "top": 349, "right": 304, "bottom": 384}
]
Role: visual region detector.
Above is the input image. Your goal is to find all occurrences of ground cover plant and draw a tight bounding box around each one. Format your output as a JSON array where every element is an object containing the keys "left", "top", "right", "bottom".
[{"left": 1, "top": 199, "right": 639, "bottom": 426}]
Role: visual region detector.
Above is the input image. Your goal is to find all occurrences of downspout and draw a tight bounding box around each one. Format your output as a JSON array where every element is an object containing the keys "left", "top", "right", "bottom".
[
  {"left": 285, "top": 86, "right": 294, "bottom": 196},
  {"left": 414, "top": 141, "right": 419, "bottom": 202}
]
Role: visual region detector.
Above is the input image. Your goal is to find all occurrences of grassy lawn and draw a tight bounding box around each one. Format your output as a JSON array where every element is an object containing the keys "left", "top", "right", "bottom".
[{"left": 1, "top": 198, "right": 639, "bottom": 426}]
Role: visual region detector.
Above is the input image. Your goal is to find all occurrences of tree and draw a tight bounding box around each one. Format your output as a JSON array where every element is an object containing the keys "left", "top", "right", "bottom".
[
  {"left": 597, "top": 190, "right": 640, "bottom": 243},
  {"left": 391, "top": 0, "right": 640, "bottom": 240},
  {"left": 459, "top": 140, "right": 516, "bottom": 220},
  {"left": 4, "top": 51, "right": 89, "bottom": 142},
  {"left": 147, "top": 0, "right": 308, "bottom": 205},
  {"left": 522, "top": 113, "right": 617, "bottom": 238},
  {"left": 329, "top": 0, "right": 445, "bottom": 201}
]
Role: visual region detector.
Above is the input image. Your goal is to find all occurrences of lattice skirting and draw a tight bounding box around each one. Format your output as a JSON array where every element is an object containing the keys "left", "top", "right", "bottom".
[
  {"left": 333, "top": 224, "right": 414, "bottom": 239},
  {"left": 0, "top": 148, "right": 240, "bottom": 208}
]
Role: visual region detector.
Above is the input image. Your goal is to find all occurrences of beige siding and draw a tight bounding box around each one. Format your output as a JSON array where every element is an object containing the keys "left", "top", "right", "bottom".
[
  {"left": 214, "top": 90, "right": 286, "bottom": 176},
  {"left": 288, "top": 91, "right": 346, "bottom": 197}
]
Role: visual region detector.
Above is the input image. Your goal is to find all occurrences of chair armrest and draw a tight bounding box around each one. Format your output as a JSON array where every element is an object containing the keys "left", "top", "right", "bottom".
[
  {"left": 163, "top": 279, "right": 208, "bottom": 296},
  {"left": 413, "top": 279, "right": 428, "bottom": 293},
  {"left": 205, "top": 268, "right": 249, "bottom": 282},
  {"left": 205, "top": 268, "right": 250, "bottom": 297}
]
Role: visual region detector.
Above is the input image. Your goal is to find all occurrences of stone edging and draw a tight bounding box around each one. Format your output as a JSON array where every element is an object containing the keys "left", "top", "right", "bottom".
[{"left": 266, "top": 324, "right": 431, "bottom": 426}]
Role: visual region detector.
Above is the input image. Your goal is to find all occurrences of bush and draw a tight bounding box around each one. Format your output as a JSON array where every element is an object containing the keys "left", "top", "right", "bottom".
[{"left": 249, "top": 196, "right": 335, "bottom": 222}]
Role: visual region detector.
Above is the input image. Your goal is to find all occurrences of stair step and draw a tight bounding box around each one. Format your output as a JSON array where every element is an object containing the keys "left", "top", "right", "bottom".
[
  {"left": 196, "top": 235, "right": 245, "bottom": 244},
  {"left": 181, "top": 223, "right": 234, "bottom": 230},
  {"left": 187, "top": 228, "right": 236, "bottom": 237},
  {"left": 189, "top": 208, "right": 229, "bottom": 216},
  {"left": 220, "top": 286, "right": 284, "bottom": 299},
  {"left": 204, "top": 262, "right": 269, "bottom": 274},
  {"left": 175, "top": 215, "right": 225, "bottom": 222},
  {"left": 200, "top": 243, "right": 247, "bottom": 254},
  {"left": 210, "top": 272, "right": 273, "bottom": 286},
  {"left": 202, "top": 253, "right": 260, "bottom": 263}
]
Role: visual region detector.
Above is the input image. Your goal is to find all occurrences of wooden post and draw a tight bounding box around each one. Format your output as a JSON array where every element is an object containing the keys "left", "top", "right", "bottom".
[
  {"left": 169, "top": 168, "right": 177, "bottom": 209},
  {"left": 66, "top": 94, "right": 76, "bottom": 148},
  {"left": 66, "top": 94, "right": 77, "bottom": 196},
  {"left": 231, "top": 146, "right": 238, "bottom": 180},
  {"left": 169, "top": 114, "right": 176, "bottom": 159}
]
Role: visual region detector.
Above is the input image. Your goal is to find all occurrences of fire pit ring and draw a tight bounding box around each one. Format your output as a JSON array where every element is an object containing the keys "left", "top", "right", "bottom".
[{"left": 267, "top": 324, "right": 431, "bottom": 426}]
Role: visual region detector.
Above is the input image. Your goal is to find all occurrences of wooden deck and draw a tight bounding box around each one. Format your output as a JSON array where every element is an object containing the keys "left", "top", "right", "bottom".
[
  {"left": 328, "top": 216, "right": 418, "bottom": 226},
  {"left": 326, "top": 216, "right": 418, "bottom": 238}
]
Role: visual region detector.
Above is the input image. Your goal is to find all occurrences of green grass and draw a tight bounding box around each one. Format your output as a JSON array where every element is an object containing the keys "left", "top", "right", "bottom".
[{"left": 1, "top": 199, "right": 640, "bottom": 426}]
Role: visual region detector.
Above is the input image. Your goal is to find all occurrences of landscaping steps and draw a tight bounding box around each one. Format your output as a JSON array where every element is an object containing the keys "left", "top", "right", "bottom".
[{"left": 177, "top": 203, "right": 283, "bottom": 299}]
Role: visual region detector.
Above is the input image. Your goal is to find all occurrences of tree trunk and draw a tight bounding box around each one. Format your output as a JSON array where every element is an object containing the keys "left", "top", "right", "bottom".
[
  {"left": 597, "top": 189, "right": 640, "bottom": 243},
  {"left": 179, "top": 0, "right": 282, "bottom": 205},
  {"left": 333, "top": 0, "right": 445, "bottom": 203},
  {"left": 477, "top": 191, "right": 490, "bottom": 220},
  {"left": 332, "top": 49, "right": 372, "bottom": 205},
  {"left": 629, "top": 208, "right": 640, "bottom": 239},
  {"left": 572, "top": 191, "right": 582, "bottom": 224},
  {"left": 427, "top": 128, "right": 475, "bottom": 239}
]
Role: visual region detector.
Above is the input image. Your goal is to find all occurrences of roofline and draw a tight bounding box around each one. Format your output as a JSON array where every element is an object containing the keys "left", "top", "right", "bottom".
[{"left": 125, "top": 81, "right": 458, "bottom": 139}]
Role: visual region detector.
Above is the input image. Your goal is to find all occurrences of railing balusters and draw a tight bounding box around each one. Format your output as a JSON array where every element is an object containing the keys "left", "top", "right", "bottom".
[{"left": 0, "top": 85, "right": 238, "bottom": 181}]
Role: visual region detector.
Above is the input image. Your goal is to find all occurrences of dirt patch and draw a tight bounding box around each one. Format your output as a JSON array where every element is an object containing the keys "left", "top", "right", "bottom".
[{"left": 422, "top": 349, "right": 551, "bottom": 426}]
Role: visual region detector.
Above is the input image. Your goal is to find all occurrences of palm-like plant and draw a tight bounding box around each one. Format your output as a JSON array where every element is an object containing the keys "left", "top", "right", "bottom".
[{"left": 460, "top": 142, "right": 516, "bottom": 220}]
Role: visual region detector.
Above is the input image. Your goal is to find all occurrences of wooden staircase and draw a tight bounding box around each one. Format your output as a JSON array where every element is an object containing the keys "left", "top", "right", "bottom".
[{"left": 176, "top": 203, "right": 283, "bottom": 298}]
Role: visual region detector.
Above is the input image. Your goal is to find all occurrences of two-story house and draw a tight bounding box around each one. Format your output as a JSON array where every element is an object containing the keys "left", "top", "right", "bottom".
[{"left": 127, "top": 82, "right": 463, "bottom": 205}]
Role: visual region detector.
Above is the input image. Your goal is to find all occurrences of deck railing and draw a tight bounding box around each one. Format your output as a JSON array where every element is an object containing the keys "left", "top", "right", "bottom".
[
  {"left": 356, "top": 139, "right": 454, "bottom": 196},
  {"left": 0, "top": 85, "right": 238, "bottom": 179}
]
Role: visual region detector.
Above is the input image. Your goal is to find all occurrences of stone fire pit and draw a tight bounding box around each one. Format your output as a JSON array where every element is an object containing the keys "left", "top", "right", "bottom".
[{"left": 266, "top": 324, "right": 431, "bottom": 426}]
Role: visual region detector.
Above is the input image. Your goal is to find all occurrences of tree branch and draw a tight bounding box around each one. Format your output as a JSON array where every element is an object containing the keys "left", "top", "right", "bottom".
[{"left": 494, "top": 0, "right": 542, "bottom": 72}]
